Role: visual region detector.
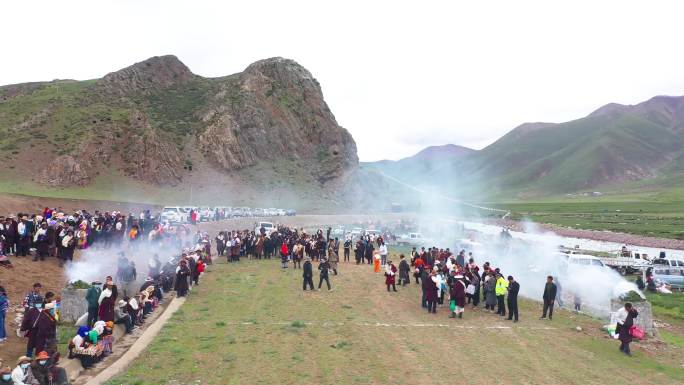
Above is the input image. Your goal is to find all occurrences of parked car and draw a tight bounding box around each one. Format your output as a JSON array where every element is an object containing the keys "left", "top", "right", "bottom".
[
  {"left": 559, "top": 253, "right": 607, "bottom": 268},
  {"left": 652, "top": 258, "right": 684, "bottom": 268},
  {"left": 349, "top": 227, "right": 364, "bottom": 239},
  {"left": 285, "top": 209, "right": 296, "bottom": 216},
  {"left": 276, "top": 209, "right": 286, "bottom": 216},
  {"left": 255, "top": 221, "right": 275, "bottom": 235},
  {"left": 652, "top": 267, "right": 684, "bottom": 289},
  {"left": 161, "top": 207, "right": 188, "bottom": 224},
  {"left": 198, "top": 207, "right": 214, "bottom": 222}
]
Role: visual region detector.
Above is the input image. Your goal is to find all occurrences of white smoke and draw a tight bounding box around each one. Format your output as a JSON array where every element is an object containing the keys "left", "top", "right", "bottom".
[
  {"left": 429, "top": 218, "right": 640, "bottom": 317},
  {"left": 66, "top": 241, "right": 183, "bottom": 285}
]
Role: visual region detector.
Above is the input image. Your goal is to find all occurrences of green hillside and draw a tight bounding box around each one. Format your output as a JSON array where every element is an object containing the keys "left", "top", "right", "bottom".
[
  {"left": 0, "top": 55, "right": 359, "bottom": 207},
  {"left": 367, "top": 95, "right": 684, "bottom": 200}
]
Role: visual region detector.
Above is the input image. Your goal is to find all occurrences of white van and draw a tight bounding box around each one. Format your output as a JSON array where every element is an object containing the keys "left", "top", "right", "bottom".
[
  {"left": 161, "top": 207, "right": 188, "bottom": 224},
  {"left": 565, "top": 254, "right": 606, "bottom": 267},
  {"left": 255, "top": 221, "right": 274, "bottom": 235}
]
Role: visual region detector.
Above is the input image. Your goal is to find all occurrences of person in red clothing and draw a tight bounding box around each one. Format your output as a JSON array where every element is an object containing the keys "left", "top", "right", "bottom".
[
  {"left": 385, "top": 260, "right": 398, "bottom": 292},
  {"left": 413, "top": 257, "right": 424, "bottom": 284},
  {"left": 280, "top": 241, "right": 289, "bottom": 269}
]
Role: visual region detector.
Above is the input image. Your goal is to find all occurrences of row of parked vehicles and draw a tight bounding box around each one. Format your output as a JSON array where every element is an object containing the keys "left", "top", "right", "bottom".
[
  {"left": 557, "top": 248, "right": 684, "bottom": 289},
  {"left": 160, "top": 206, "right": 296, "bottom": 224}
]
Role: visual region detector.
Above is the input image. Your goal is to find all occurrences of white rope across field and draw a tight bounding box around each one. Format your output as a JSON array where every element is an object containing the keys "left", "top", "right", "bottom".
[{"left": 221, "top": 320, "right": 555, "bottom": 330}]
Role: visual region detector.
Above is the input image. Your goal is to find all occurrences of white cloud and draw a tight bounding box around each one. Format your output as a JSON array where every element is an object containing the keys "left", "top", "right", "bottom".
[{"left": 2, "top": 0, "right": 684, "bottom": 161}]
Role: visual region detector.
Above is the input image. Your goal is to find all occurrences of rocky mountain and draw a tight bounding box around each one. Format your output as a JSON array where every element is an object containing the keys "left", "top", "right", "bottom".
[
  {"left": 366, "top": 95, "right": 684, "bottom": 198},
  {"left": 0, "top": 55, "right": 358, "bottom": 206}
]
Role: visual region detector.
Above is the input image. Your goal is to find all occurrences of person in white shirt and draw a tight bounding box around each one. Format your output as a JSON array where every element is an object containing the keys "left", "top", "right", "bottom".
[
  {"left": 379, "top": 243, "right": 388, "bottom": 266},
  {"left": 11, "top": 356, "right": 36, "bottom": 385}
]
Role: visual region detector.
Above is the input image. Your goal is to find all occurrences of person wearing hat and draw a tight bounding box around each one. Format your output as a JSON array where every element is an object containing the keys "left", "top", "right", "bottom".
[
  {"left": 302, "top": 257, "right": 314, "bottom": 291},
  {"left": 385, "top": 260, "right": 398, "bottom": 292},
  {"left": 29, "top": 351, "right": 50, "bottom": 385},
  {"left": 317, "top": 257, "right": 332, "bottom": 291},
  {"left": 398, "top": 254, "right": 410, "bottom": 286},
  {"left": 114, "top": 300, "right": 134, "bottom": 334},
  {"left": 0, "top": 366, "right": 13, "bottom": 385},
  {"left": 85, "top": 281, "right": 102, "bottom": 328},
  {"left": 174, "top": 259, "right": 191, "bottom": 297},
  {"left": 449, "top": 273, "right": 466, "bottom": 319},
  {"left": 506, "top": 276, "right": 520, "bottom": 322},
  {"left": 11, "top": 356, "right": 37, "bottom": 385},
  {"left": 98, "top": 278, "right": 118, "bottom": 323},
  {"left": 424, "top": 270, "right": 439, "bottom": 314}
]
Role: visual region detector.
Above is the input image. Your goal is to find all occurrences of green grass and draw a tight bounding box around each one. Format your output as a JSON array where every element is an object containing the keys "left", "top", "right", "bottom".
[
  {"left": 106, "top": 259, "right": 684, "bottom": 385},
  {"left": 644, "top": 292, "right": 684, "bottom": 320},
  {"left": 489, "top": 200, "right": 684, "bottom": 239},
  {"left": 659, "top": 330, "right": 684, "bottom": 348}
]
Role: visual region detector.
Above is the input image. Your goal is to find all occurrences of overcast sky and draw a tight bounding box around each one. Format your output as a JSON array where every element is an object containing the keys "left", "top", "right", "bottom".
[{"left": 3, "top": 1, "right": 684, "bottom": 161}]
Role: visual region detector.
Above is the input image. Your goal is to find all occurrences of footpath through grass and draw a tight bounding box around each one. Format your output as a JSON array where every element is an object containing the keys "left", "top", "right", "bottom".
[{"left": 107, "top": 259, "right": 684, "bottom": 385}]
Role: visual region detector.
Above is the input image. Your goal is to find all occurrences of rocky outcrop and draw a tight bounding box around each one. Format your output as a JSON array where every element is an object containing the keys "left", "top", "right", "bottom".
[
  {"left": 100, "top": 55, "right": 195, "bottom": 95},
  {"left": 198, "top": 57, "right": 358, "bottom": 182},
  {"left": 40, "top": 155, "right": 91, "bottom": 186},
  {"left": 119, "top": 112, "right": 184, "bottom": 184}
]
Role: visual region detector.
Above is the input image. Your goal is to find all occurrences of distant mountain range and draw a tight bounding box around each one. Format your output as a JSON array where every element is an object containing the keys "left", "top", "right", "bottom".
[{"left": 364, "top": 95, "right": 684, "bottom": 199}]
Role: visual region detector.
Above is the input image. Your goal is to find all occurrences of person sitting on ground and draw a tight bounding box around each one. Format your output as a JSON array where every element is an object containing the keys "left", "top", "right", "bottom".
[
  {"left": 0, "top": 366, "right": 13, "bottom": 385},
  {"left": 635, "top": 275, "right": 645, "bottom": 290},
  {"left": 114, "top": 300, "right": 134, "bottom": 334},
  {"left": 12, "top": 356, "right": 38, "bottom": 385},
  {"left": 29, "top": 351, "right": 50, "bottom": 385},
  {"left": 46, "top": 352, "right": 68, "bottom": 385}
]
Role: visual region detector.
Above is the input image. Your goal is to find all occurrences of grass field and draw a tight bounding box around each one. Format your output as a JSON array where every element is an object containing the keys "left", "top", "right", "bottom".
[
  {"left": 491, "top": 200, "right": 684, "bottom": 239},
  {"left": 105, "top": 256, "right": 684, "bottom": 385}
]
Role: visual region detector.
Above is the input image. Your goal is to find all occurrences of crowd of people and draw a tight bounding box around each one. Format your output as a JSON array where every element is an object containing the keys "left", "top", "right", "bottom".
[
  {"left": 375, "top": 243, "right": 639, "bottom": 356},
  {"left": 0, "top": 205, "right": 215, "bottom": 384},
  {"left": 0, "top": 210, "right": 644, "bottom": 385},
  {"left": 0, "top": 208, "right": 197, "bottom": 267},
  {"left": 214, "top": 225, "right": 339, "bottom": 290}
]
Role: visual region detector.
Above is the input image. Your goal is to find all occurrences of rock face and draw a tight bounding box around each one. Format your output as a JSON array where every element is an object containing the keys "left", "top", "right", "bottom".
[
  {"left": 198, "top": 57, "right": 357, "bottom": 182},
  {"left": 40, "top": 155, "right": 91, "bottom": 186},
  {"left": 100, "top": 55, "right": 195, "bottom": 95},
  {"left": 0, "top": 55, "right": 358, "bottom": 194}
]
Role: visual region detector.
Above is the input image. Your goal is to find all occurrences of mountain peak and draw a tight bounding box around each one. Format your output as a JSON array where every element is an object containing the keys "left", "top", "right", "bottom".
[
  {"left": 588, "top": 102, "right": 628, "bottom": 118},
  {"left": 408, "top": 144, "right": 475, "bottom": 161},
  {"left": 242, "top": 57, "right": 317, "bottom": 88},
  {"left": 100, "top": 55, "right": 195, "bottom": 94}
]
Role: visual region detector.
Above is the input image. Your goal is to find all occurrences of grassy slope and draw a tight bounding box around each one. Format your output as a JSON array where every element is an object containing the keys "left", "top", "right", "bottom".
[
  {"left": 107, "top": 257, "right": 683, "bottom": 385},
  {"left": 489, "top": 198, "right": 684, "bottom": 239}
]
